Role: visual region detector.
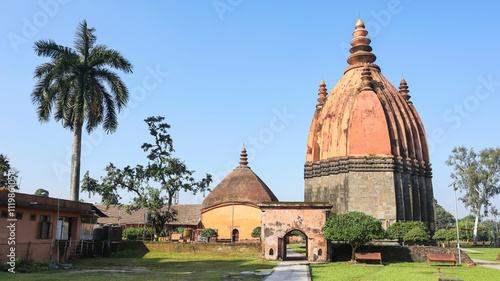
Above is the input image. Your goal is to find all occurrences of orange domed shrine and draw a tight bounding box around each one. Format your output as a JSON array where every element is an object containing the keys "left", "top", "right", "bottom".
[
  {"left": 201, "top": 148, "right": 278, "bottom": 241},
  {"left": 304, "top": 19, "right": 435, "bottom": 231}
]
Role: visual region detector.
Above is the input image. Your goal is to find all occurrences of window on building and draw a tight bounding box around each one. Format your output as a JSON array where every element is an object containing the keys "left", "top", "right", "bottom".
[
  {"left": 37, "top": 215, "right": 52, "bottom": 239},
  {"left": 1, "top": 211, "right": 7, "bottom": 218},
  {"left": 56, "top": 217, "right": 70, "bottom": 240},
  {"left": 16, "top": 212, "right": 23, "bottom": 220},
  {"left": 30, "top": 214, "right": 36, "bottom": 221}
]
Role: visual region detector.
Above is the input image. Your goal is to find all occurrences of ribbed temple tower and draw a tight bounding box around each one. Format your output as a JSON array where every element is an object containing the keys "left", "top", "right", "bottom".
[{"left": 304, "top": 19, "right": 435, "bottom": 231}]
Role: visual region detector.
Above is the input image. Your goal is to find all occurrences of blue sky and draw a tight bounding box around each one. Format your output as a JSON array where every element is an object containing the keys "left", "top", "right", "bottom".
[{"left": 1, "top": 0, "right": 499, "bottom": 220}]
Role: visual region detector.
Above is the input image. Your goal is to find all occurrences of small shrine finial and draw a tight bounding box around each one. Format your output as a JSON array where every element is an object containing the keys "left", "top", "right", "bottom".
[
  {"left": 360, "top": 65, "right": 373, "bottom": 91},
  {"left": 239, "top": 147, "right": 249, "bottom": 167},
  {"left": 399, "top": 77, "right": 411, "bottom": 102},
  {"left": 316, "top": 80, "right": 328, "bottom": 109}
]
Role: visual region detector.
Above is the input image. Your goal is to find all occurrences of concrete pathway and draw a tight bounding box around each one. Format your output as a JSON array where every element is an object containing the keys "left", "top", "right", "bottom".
[
  {"left": 460, "top": 248, "right": 500, "bottom": 270},
  {"left": 264, "top": 249, "right": 311, "bottom": 281},
  {"left": 472, "top": 258, "right": 500, "bottom": 270},
  {"left": 461, "top": 248, "right": 483, "bottom": 253}
]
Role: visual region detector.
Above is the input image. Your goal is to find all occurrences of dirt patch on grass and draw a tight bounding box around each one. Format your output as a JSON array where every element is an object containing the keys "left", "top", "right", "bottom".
[{"left": 68, "top": 267, "right": 150, "bottom": 274}]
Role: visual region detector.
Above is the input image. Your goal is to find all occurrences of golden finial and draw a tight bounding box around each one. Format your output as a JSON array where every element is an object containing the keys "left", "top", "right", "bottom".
[{"left": 355, "top": 18, "right": 365, "bottom": 29}]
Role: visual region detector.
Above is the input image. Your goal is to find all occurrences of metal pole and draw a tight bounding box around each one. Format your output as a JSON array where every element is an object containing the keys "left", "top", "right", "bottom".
[
  {"left": 231, "top": 197, "right": 234, "bottom": 243},
  {"left": 454, "top": 186, "right": 461, "bottom": 265}
]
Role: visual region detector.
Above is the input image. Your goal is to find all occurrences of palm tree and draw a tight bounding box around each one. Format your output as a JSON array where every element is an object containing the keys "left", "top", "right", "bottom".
[{"left": 32, "top": 20, "right": 133, "bottom": 201}]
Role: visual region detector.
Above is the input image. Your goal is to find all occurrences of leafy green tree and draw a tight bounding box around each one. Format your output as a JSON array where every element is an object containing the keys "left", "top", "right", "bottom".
[
  {"left": 32, "top": 20, "right": 133, "bottom": 201},
  {"left": 81, "top": 171, "right": 120, "bottom": 205},
  {"left": 387, "top": 221, "right": 429, "bottom": 245},
  {"left": 0, "top": 154, "right": 19, "bottom": 190},
  {"left": 34, "top": 188, "right": 49, "bottom": 197},
  {"left": 445, "top": 228, "right": 461, "bottom": 242},
  {"left": 460, "top": 214, "right": 477, "bottom": 226},
  {"left": 447, "top": 226, "right": 474, "bottom": 242},
  {"left": 173, "top": 227, "right": 185, "bottom": 234},
  {"left": 482, "top": 219, "right": 499, "bottom": 242},
  {"left": 323, "top": 212, "right": 385, "bottom": 261},
  {"left": 433, "top": 229, "right": 448, "bottom": 247},
  {"left": 200, "top": 228, "right": 218, "bottom": 242},
  {"left": 435, "top": 199, "right": 455, "bottom": 230},
  {"left": 446, "top": 146, "right": 500, "bottom": 243},
  {"left": 403, "top": 227, "right": 429, "bottom": 243},
  {"left": 0, "top": 154, "right": 11, "bottom": 188},
  {"left": 251, "top": 227, "right": 261, "bottom": 239},
  {"left": 490, "top": 206, "right": 499, "bottom": 243},
  {"left": 82, "top": 116, "right": 212, "bottom": 236},
  {"left": 123, "top": 227, "right": 155, "bottom": 240}
]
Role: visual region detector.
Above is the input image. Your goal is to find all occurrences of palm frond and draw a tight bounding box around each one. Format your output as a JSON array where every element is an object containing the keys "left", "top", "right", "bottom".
[
  {"left": 74, "top": 20, "right": 96, "bottom": 58},
  {"left": 102, "top": 85, "right": 118, "bottom": 134},
  {"left": 85, "top": 78, "right": 105, "bottom": 133},
  {"left": 93, "top": 68, "right": 129, "bottom": 110},
  {"left": 33, "top": 62, "right": 56, "bottom": 79},
  {"left": 33, "top": 39, "right": 77, "bottom": 59},
  {"left": 89, "top": 44, "right": 133, "bottom": 73}
]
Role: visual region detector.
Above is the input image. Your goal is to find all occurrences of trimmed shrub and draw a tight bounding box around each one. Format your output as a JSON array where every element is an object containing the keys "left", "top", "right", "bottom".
[
  {"left": 200, "top": 228, "right": 218, "bottom": 238},
  {"left": 403, "top": 227, "right": 429, "bottom": 243},
  {"left": 251, "top": 227, "right": 261, "bottom": 238}
]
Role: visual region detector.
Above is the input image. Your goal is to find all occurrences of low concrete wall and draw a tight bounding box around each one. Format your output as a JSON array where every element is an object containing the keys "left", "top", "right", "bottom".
[
  {"left": 114, "top": 241, "right": 261, "bottom": 256},
  {"left": 331, "top": 244, "right": 473, "bottom": 264}
]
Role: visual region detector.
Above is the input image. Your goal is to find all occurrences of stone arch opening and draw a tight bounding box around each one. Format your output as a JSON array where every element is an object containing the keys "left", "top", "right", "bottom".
[
  {"left": 281, "top": 229, "right": 308, "bottom": 261},
  {"left": 232, "top": 229, "right": 239, "bottom": 242}
]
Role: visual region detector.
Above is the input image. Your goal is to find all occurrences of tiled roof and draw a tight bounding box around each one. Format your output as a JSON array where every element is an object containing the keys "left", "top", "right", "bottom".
[{"left": 95, "top": 204, "right": 201, "bottom": 226}]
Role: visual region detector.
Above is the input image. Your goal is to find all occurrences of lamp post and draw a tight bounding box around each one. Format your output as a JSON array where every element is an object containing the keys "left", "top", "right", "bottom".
[
  {"left": 449, "top": 180, "right": 461, "bottom": 265},
  {"left": 453, "top": 183, "right": 461, "bottom": 265},
  {"left": 231, "top": 197, "right": 234, "bottom": 243}
]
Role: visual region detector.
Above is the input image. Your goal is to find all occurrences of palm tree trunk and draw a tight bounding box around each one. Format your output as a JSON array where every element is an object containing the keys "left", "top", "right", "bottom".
[{"left": 70, "top": 122, "right": 83, "bottom": 201}]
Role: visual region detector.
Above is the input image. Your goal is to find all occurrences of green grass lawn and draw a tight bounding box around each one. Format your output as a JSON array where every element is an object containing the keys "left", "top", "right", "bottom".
[
  {"left": 461, "top": 247, "right": 500, "bottom": 262},
  {"left": 310, "top": 262, "right": 500, "bottom": 281},
  {"left": 0, "top": 251, "right": 276, "bottom": 281},
  {"left": 287, "top": 244, "right": 307, "bottom": 256}
]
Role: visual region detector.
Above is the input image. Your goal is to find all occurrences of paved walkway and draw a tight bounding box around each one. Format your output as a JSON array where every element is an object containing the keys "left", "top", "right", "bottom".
[
  {"left": 472, "top": 258, "right": 500, "bottom": 270},
  {"left": 264, "top": 249, "right": 311, "bottom": 281},
  {"left": 460, "top": 248, "right": 500, "bottom": 270},
  {"left": 461, "top": 248, "right": 483, "bottom": 253}
]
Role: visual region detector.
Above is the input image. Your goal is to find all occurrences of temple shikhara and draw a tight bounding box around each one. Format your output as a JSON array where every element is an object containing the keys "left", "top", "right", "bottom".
[{"left": 304, "top": 18, "right": 435, "bottom": 232}]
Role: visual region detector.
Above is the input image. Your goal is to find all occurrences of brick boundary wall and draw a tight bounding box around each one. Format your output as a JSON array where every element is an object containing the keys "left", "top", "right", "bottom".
[
  {"left": 112, "top": 241, "right": 261, "bottom": 256},
  {"left": 331, "top": 245, "right": 473, "bottom": 264}
]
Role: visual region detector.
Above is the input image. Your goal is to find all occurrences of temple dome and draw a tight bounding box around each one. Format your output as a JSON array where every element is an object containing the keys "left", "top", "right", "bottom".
[
  {"left": 201, "top": 148, "right": 278, "bottom": 211},
  {"left": 304, "top": 18, "right": 434, "bottom": 232},
  {"left": 306, "top": 20, "right": 429, "bottom": 166}
]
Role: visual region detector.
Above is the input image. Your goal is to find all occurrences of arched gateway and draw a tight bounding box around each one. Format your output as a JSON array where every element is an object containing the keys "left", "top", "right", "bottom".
[{"left": 259, "top": 202, "right": 332, "bottom": 262}]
